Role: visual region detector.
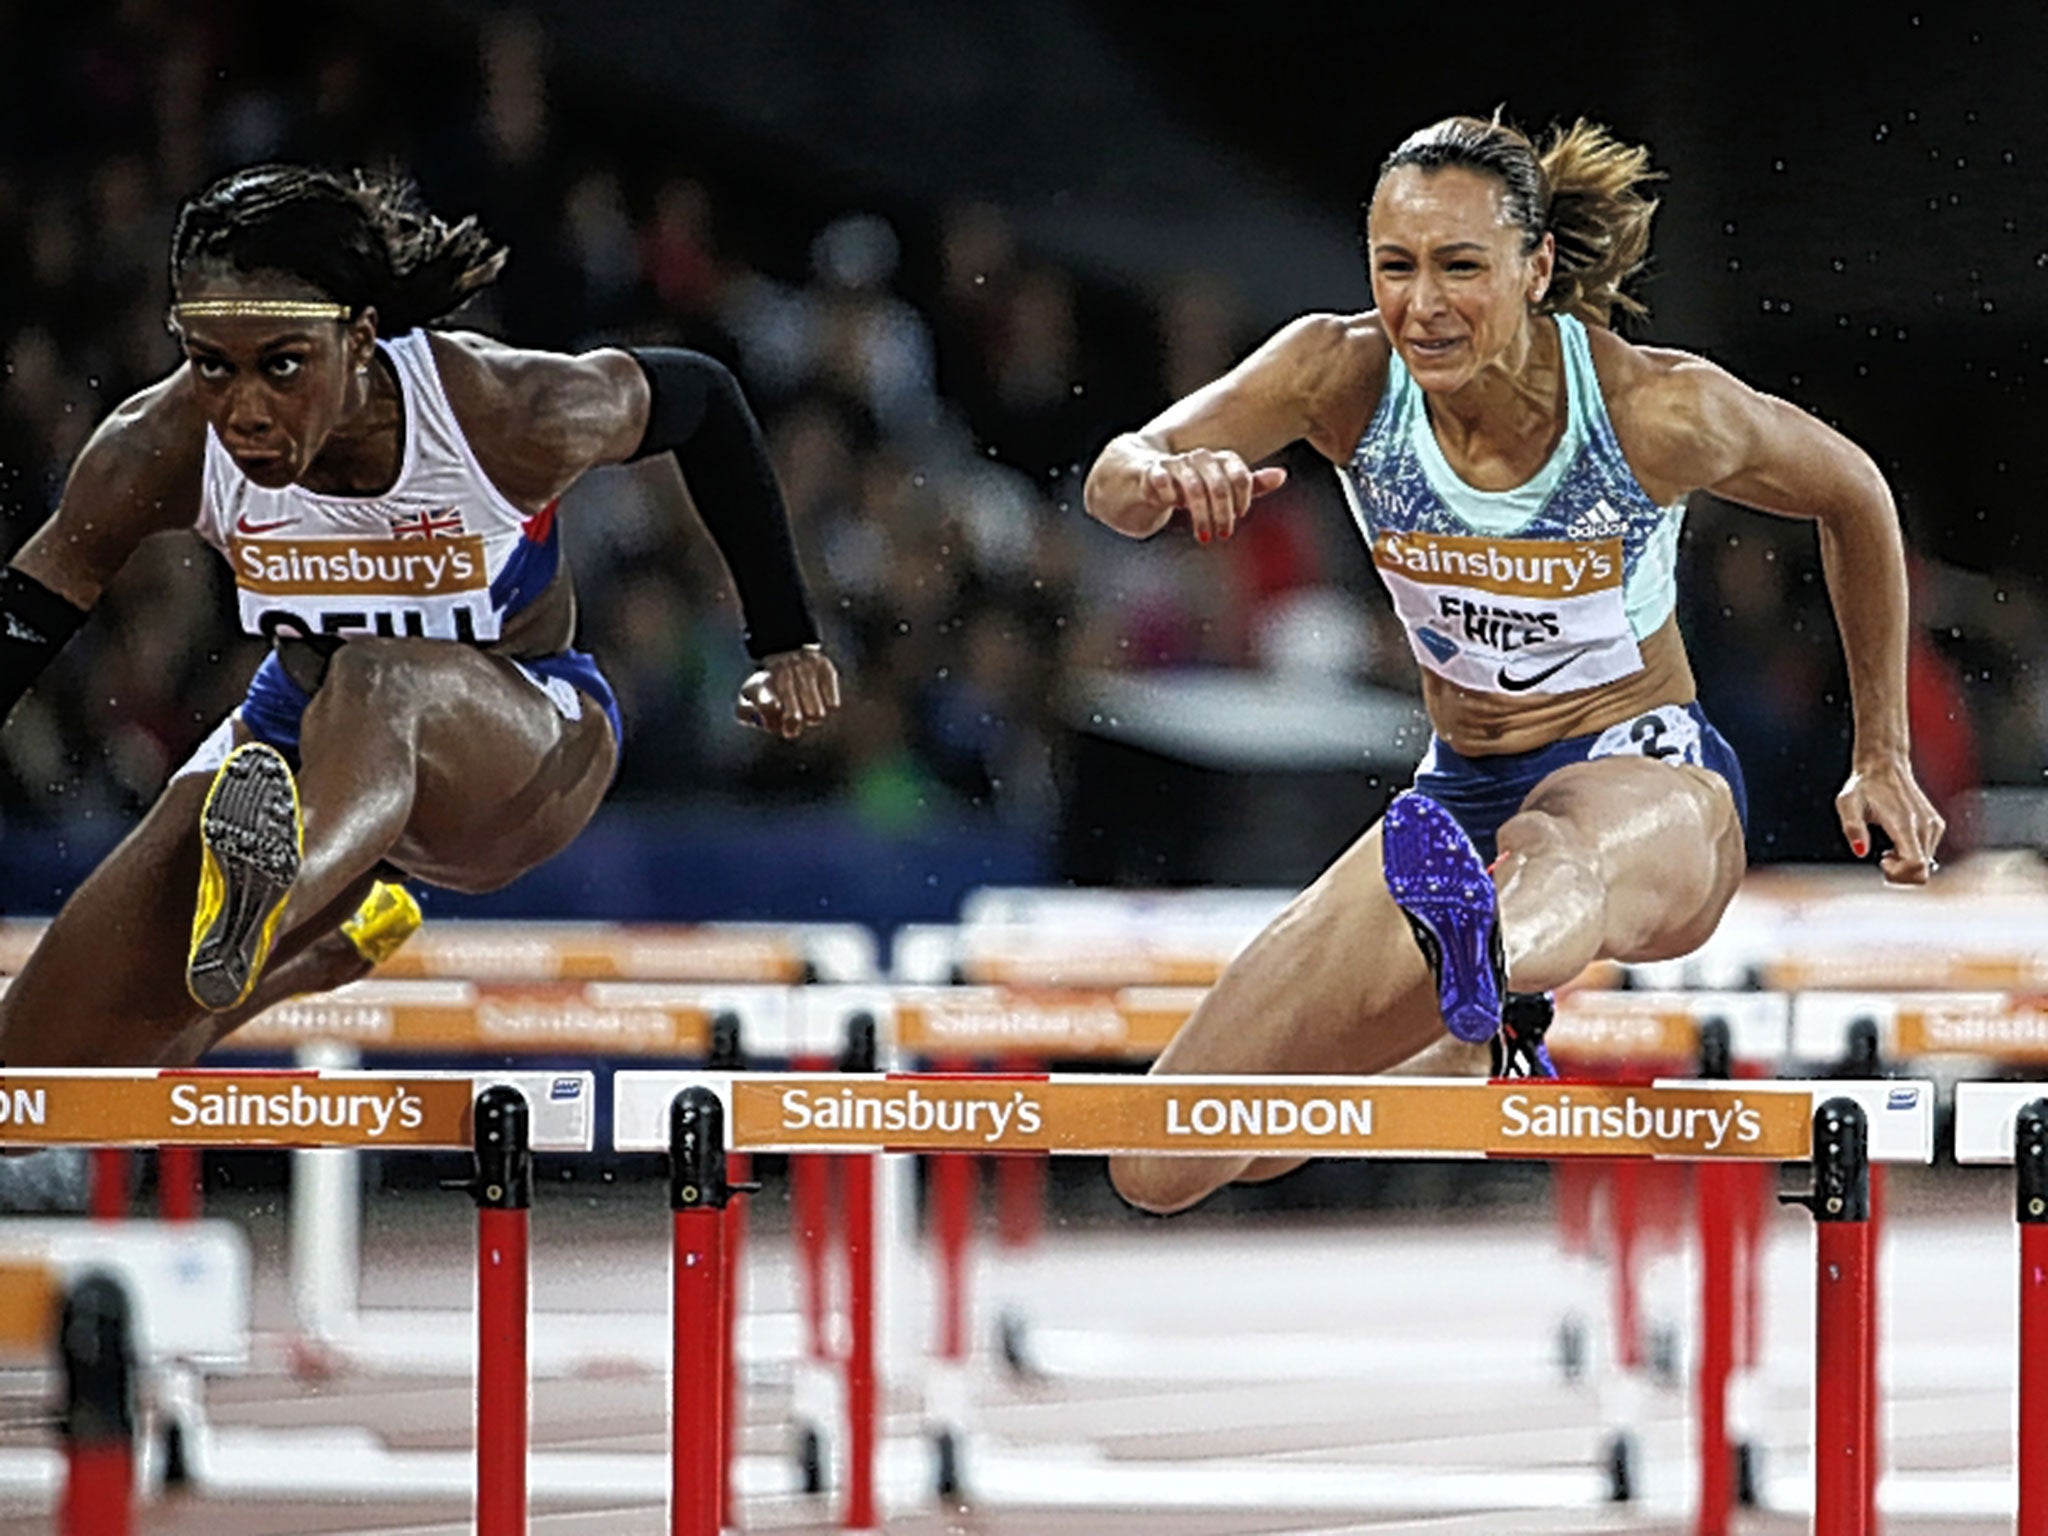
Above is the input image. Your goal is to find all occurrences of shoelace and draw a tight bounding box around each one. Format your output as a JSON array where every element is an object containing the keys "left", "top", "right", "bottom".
[{"left": 1490, "top": 991, "right": 1558, "bottom": 1079}]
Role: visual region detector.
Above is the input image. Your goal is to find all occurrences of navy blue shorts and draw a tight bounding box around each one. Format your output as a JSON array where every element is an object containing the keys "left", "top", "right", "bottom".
[
  {"left": 1409, "top": 701, "right": 1748, "bottom": 865},
  {"left": 239, "top": 646, "right": 624, "bottom": 770}
]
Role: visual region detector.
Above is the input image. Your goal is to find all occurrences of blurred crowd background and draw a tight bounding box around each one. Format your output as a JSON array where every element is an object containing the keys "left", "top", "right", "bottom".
[{"left": 0, "top": 0, "right": 2041, "bottom": 924}]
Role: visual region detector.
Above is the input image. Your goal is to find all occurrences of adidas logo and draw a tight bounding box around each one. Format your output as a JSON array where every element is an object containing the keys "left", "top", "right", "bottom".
[
  {"left": 1566, "top": 497, "right": 1626, "bottom": 541},
  {"left": 3, "top": 614, "right": 43, "bottom": 645}
]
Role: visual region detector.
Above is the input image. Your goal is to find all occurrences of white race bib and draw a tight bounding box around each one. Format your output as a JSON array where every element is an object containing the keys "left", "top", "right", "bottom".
[{"left": 1373, "top": 529, "right": 1642, "bottom": 696}]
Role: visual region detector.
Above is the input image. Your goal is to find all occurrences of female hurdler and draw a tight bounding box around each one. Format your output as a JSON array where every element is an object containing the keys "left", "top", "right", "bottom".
[
  {"left": 1084, "top": 116, "right": 1944, "bottom": 1213},
  {"left": 0, "top": 165, "right": 841, "bottom": 1066}
]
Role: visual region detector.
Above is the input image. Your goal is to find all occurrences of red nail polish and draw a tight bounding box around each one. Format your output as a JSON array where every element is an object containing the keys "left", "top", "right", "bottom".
[
  {"left": 1196, "top": 530, "right": 1210, "bottom": 544},
  {"left": 1851, "top": 839, "right": 1867, "bottom": 857}
]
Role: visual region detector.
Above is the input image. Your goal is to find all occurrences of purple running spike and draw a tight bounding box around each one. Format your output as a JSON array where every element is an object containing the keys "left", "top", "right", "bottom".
[{"left": 1382, "top": 791, "right": 1505, "bottom": 1045}]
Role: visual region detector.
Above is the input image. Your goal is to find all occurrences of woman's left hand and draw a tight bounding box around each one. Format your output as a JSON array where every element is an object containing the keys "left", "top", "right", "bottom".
[
  {"left": 1835, "top": 750, "right": 1945, "bottom": 884},
  {"left": 736, "top": 644, "right": 842, "bottom": 740}
]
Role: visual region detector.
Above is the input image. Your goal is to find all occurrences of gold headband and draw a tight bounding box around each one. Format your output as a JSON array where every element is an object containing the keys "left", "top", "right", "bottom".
[{"left": 171, "top": 300, "right": 351, "bottom": 321}]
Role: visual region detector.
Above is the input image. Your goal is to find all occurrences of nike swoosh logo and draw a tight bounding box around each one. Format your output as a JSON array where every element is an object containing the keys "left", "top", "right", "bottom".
[
  {"left": 235, "top": 515, "right": 295, "bottom": 536},
  {"left": 1496, "top": 648, "right": 1592, "bottom": 692}
]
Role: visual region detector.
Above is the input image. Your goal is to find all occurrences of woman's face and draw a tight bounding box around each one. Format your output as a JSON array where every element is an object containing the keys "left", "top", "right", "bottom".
[
  {"left": 172, "top": 267, "right": 377, "bottom": 487},
  {"left": 1367, "top": 165, "right": 1553, "bottom": 394}
]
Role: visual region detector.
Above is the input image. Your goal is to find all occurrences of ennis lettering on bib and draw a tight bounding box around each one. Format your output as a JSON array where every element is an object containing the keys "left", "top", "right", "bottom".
[
  {"left": 1342, "top": 313, "right": 1686, "bottom": 697},
  {"left": 195, "top": 331, "right": 562, "bottom": 645}
]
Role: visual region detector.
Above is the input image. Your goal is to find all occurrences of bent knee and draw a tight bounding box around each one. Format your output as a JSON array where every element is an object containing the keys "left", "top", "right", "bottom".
[{"left": 1108, "top": 1154, "right": 1243, "bottom": 1216}]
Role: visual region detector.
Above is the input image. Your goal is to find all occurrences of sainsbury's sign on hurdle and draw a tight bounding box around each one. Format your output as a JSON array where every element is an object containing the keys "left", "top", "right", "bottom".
[
  {"left": 0, "top": 1073, "right": 480, "bottom": 1148},
  {"left": 726, "top": 1076, "right": 1813, "bottom": 1159}
]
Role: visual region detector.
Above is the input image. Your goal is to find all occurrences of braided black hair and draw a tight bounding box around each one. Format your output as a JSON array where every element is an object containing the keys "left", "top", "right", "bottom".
[{"left": 171, "top": 164, "right": 506, "bottom": 333}]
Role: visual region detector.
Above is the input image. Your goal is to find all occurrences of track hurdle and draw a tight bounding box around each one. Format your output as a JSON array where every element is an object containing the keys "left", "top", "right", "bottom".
[
  {"left": 1547, "top": 985, "right": 1792, "bottom": 1512},
  {"left": 0, "top": 1067, "right": 593, "bottom": 1532},
  {"left": 618, "top": 1069, "right": 1932, "bottom": 1532},
  {"left": 1953, "top": 1084, "right": 2048, "bottom": 1532},
  {"left": 217, "top": 980, "right": 803, "bottom": 1373}
]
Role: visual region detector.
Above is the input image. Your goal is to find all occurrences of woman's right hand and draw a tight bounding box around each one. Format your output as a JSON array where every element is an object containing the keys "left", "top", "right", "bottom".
[{"left": 1137, "top": 447, "right": 1288, "bottom": 544}]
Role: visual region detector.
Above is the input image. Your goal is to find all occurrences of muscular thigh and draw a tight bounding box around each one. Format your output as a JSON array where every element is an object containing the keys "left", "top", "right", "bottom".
[
  {"left": 319, "top": 642, "right": 616, "bottom": 890},
  {"left": 1515, "top": 756, "right": 1745, "bottom": 958},
  {"left": 1150, "top": 820, "right": 1445, "bottom": 1080}
]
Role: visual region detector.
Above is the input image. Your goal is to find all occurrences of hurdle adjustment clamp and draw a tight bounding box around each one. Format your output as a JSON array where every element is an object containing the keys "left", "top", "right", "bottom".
[
  {"left": 1779, "top": 1097, "right": 1870, "bottom": 1222},
  {"left": 2018, "top": 1100, "right": 2048, "bottom": 1224},
  {"left": 670, "top": 1088, "right": 759, "bottom": 1211},
  {"left": 442, "top": 1084, "right": 533, "bottom": 1211}
]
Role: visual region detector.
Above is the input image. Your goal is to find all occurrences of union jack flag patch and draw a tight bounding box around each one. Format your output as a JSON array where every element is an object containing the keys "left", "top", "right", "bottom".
[{"left": 389, "top": 508, "right": 465, "bottom": 540}]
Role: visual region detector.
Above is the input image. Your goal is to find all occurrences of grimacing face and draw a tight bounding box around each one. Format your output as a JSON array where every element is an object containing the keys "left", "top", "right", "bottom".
[
  {"left": 172, "top": 267, "right": 378, "bottom": 488},
  {"left": 1367, "top": 165, "right": 1555, "bottom": 395}
]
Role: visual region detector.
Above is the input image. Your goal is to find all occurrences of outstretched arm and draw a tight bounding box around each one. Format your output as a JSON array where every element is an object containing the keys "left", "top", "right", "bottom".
[
  {"left": 1625, "top": 354, "right": 1941, "bottom": 884},
  {"left": 446, "top": 338, "right": 839, "bottom": 741},
  {"left": 2, "top": 374, "right": 203, "bottom": 723},
  {"left": 1083, "top": 313, "right": 1380, "bottom": 542}
]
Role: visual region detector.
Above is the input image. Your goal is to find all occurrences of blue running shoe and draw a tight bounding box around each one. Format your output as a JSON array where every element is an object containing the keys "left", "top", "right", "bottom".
[{"left": 1382, "top": 790, "right": 1506, "bottom": 1044}]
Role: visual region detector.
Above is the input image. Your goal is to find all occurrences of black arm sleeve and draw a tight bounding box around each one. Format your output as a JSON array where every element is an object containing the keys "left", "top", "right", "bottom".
[
  {"left": 0, "top": 566, "right": 87, "bottom": 723},
  {"left": 626, "top": 348, "right": 820, "bottom": 659}
]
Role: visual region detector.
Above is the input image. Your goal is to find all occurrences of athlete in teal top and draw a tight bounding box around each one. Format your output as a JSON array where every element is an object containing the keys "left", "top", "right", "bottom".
[
  {"left": 1084, "top": 112, "right": 1946, "bottom": 1216},
  {"left": 1348, "top": 308, "right": 1686, "bottom": 687}
]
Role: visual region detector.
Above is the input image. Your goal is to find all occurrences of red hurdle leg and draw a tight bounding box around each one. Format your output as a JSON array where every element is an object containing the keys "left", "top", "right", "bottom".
[
  {"left": 996, "top": 1054, "right": 1047, "bottom": 1252},
  {"left": 710, "top": 1005, "right": 751, "bottom": 1531},
  {"left": 671, "top": 1088, "right": 735, "bottom": 1536},
  {"left": 1866, "top": 1163, "right": 1884, "bottom": 1534},
  {"left": 836, "top": 1013, "right": 880, "bottom": 1531},
  {"left": 157, "top": 1147, "right": 201, "bottom": 1221},
  {"left": 843, "top": 1149, "right": 878, "bottom": 1531},
  {"left": 471, "top": 1086, "right": 531, "bottom": 1536},
  {"left": 1694, "top": 1016, "right": 1735, "bottom": 1536},
  {"left": 1609, "top": 1158, "right": 1643, "bottom": 1370},
  {"left": 1695, "top": 1159, "right": 1737, "bottom": 1536},
  {"left": 790, "top": 1052, "right": 835, "bottom": 1365},
  {"left": 88, "top": 1149, "right": 127, "bottom": 1221},
  {"left": 722, "top": 1150, "right": 750, "bottom": 1528},
  {"left": 1807, "top": 1098, "right": 1871, "bottom": 1536},
  {"left": 2015, "top": 1101, "right": 2048, "bottom": 1536},
  {"left": 932, "top": 1150, "right": 974, "bottom": 1361},
  {"left": 58, "top": 1274, "right": 133, "bottom": 1536}
]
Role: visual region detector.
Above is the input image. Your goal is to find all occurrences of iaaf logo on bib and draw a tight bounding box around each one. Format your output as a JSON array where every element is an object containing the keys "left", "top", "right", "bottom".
[{"left": 168, "top": 1082, "right": 427, "bottom": 1136}]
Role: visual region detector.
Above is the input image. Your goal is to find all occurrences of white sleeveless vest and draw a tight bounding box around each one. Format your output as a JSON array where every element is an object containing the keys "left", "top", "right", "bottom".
[{"left": 194, "top": 330, "right": 562, "bottom": 646}]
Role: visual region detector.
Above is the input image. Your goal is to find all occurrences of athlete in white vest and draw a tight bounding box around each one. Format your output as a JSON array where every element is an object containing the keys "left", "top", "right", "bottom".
[
  {"left": 0, "top": 165, "right": 841, "bottom": 1065},
  {"left": 1084, "top": 114, "right": 1944, "bottom": 1215}
]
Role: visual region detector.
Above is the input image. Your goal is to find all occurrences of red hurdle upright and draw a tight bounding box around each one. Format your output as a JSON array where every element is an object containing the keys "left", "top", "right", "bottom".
[
  {"left": 839, "top": 1015, "right": 881, "bottom": 1533},
  {"left": 2017, "top": 1099, "right": 2048, "bottom": 1536},
  {"left": 708, "top": 1011, "right": 751, "bottom": 1528},
  {"left": 57, "top": 1271, "right": 134, "bottom": 1536},
  {"left": 670, "top": 1085, "right": 747, "bottom": 1536},
  {"left": 1694, "top": 1018, "right": 1737, "bottom": 1536},
  {"left": 468, "top": 1085, "right": 532, "bottom": 1536},
  {"left": 1796, "top": 1097, "right": 1873, "bottom": 1536}
]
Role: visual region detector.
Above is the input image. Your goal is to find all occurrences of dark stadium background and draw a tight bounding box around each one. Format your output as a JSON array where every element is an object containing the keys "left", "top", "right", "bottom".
[{"left": 1, "top": 0, "right": 2039, "bottom": 931}]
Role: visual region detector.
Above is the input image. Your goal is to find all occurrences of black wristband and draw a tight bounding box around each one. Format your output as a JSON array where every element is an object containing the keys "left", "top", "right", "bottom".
[
  {"left": 627, "top": 347, "right": 820, "bottom": 659},
  {"left": 0, "top": 566, "right": 87, "bottom": 722}
]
